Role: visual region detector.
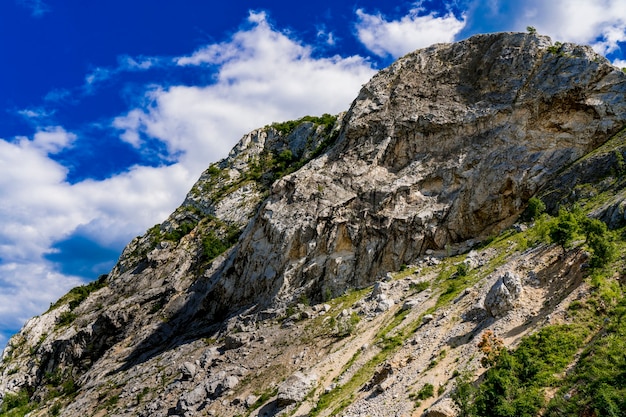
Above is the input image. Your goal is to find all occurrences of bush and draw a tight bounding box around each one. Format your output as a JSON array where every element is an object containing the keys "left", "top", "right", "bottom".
[
  {"left": 0, "top": 388, "right": 33, "bottom": 414},
  {"left": 456, "top": 262, "right": 470, "bottom": 277},
  {"left": 524, "top": 197, "right": 545, "bottom": 221},
  {"left": 57, "top": 311, "right": 77, "bottom": 326},
  {"left": 415, "top": 383, "right": 435, "bottom": 400},
  {"left": 460, "top": 325, "right": 586, "bottom": 417},
  {"left": 548, "top": 209, "right": 579, "bottom": 253},
  {"left": 588, "top": 233, "right": 617, "bottom": 268}
]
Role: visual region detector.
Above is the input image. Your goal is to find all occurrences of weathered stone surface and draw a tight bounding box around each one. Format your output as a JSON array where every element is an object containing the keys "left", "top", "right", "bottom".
[
  {"left": 1, "top": 32, "right": 625, "bottom": 417},
  {"left": 402, "top": 298, "right": 420, "bottom": 311},
  {"left": 485, "top": 271, "right": 523, "bottom": 317},
  {"left": 425, "top": 398, "right": 459, "bottom": 417},
  {"left": 223, "top": 333, "right": 252, "bottom": 351},
  {"left": 207, "top": 32, "right": 626, "bottom": 319},
  {"left": 277, "top": 371, "right": 318, "bottom": 406}
]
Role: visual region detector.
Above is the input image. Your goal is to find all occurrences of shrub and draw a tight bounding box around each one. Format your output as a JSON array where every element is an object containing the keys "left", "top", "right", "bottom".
[
  {"left": 0, "top": 388, "right": 33, "bottom": 414},
  {"left": 415, "top": 383, "right": 435, "bottom": 400},
  {"left": 456, "top": 262, "right": 470, "bottom": 277},
  {"left": 588, "top": 233, "right": 616, "bottom": 268},
  {"left": 410, "top": 281, "right": 430, "bottom": 292},
  {"left": 57, "top": 311, "right": 77, "bottom": 326},
  {"left": 548, "top": 209, "right": 579, "bottom": 253},
  {"left": 466, "top": 325, "right": 586, "bottom": 417},
  {"left": 524, "top": 197, "right": 545, "bottom": 221}
]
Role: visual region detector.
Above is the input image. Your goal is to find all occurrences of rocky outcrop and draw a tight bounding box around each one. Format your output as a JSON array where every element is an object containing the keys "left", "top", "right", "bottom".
[
  {"left": 484, "top": 271, "right": 523, "bottom": 317},
  {"left": 1, "top": 32, "right": 626, "bottom": 417},
  {"left": 425, "top": 398, "right": 459, "bottom": 417},
  {"left": 207, "top": 32, "right": 626, "bottom": 316},
  {"left": 277, "top": 371, "right": 318, "bottom": 406}
]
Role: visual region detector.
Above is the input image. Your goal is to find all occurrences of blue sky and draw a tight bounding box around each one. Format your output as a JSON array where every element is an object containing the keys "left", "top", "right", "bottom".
[{"left": 1, "top": 0, "right": 625, "bottom": 350}]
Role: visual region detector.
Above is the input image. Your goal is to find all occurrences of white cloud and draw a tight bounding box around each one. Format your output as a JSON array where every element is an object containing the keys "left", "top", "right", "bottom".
[
  {"left": 0, "top": 11, "right": 376, "bottom": 349},
  {"left": 0, "top": 130, "right": 196, "bottom": 347},
  {"left": 613, "top": 59, "right": 626, "bottom": 68},
  {"left": 512, "top": 0, "right": 626, "bottom": 56},
  {"left": 0, "top": 263, "right": 83, "bottom": 333},
  {"left": 118, "top": 11, "right": 376, "bottom": 174},
  {"left": 355, "top": 7, "right": 466, "bottom": 58}
]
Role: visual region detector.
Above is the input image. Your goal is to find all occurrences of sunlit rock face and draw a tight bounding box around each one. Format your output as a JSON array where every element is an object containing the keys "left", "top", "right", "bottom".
[
  {"left": 1, "top": 32, "right": 626, "bottom": 417},
  {"left": 217, "top": 32, "right": 626, "bottom": 311}
]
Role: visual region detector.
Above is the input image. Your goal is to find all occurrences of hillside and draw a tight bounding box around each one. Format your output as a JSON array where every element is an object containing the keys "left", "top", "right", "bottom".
[{"left": 1, "top": 32, "right": 626, "bottom": 417}]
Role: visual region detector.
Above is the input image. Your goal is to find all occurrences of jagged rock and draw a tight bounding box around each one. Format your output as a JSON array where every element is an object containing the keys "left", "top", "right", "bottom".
[
  {"left": 223, "top": 332, "right": 252, "bottom": 350},
  {"left": 177, "top": 383, "right": 208, "bottom": 414},
  {"left": 245, "top": 394, "right": 259, "bottom": 408},
  {"left": 425, "top": 398, "right": 459, "bottom": 417},
  {"left": 211, "top": 32, "right": 626, "bottom": 321},
  {"left": 277, "top": 371, "right": 318, "bottom": 406},
  {"left": 402, "top": 299, "right": 420, "bottom": 311},
  {"left": 423, "top": 314, "right": 435, "bottom": 324},
  {"left": 206, "top": 371, "right": 239, "bottom": 397},
  {"left": 371, "top": 281, "right": 389, "bottom": 298},
  {"left": 180, "top": 362, "right": 197, "bottom": 380},
  {"left": 484, "top": 271, "right": 523, "bottom": 317},
  {"left": 375, "top": 293, "right": 394, "bottom": 312},
  {"left": 2, "top": 32, "right": 626, "bottom": 417}
]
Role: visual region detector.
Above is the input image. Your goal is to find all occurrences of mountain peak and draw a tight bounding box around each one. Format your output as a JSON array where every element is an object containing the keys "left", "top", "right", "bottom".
[{"left": 1, "top": 32, "right": 626, "bottom": 417}]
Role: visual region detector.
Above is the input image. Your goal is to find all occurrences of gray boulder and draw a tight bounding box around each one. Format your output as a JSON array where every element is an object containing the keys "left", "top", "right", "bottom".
[{"left": 484, "top": 271, "right": 523, "bottom": 317}]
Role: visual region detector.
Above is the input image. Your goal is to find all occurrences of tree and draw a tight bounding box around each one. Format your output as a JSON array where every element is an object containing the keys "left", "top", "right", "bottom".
[
  {"left": 548, "top": 209, "right": 578, "bottom": 254},
  {"left": 588, "top": 234, "right": 616, "bottom": 268},
  {"left": 527, "top": 26, "right": 537, "bottom": 35}
]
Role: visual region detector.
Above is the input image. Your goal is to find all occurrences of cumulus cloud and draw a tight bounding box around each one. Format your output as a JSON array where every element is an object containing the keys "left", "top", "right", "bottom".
[
  {"left": 355, "top": 7, "right": 466, "bottom": 58},
  {"left": 0, "top": 11, "right": 376, "bottom": 350},
  {"left": 502, "top": 0, "right": 626, "bottom": 56},
  {"left": 0, "top": 128, "right": 196, "bottom": 347},
  {"left": 613, "top": 59, "right": 626, "bottom": 68},
  {"left": 118, "top": 11, "right": 375, "bottom": 173}
]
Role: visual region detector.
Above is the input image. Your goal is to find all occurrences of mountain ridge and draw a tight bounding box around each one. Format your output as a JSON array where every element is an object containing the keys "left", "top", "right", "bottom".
[{"left": 1, "top": 31, "right": 626, "bottom": 417}]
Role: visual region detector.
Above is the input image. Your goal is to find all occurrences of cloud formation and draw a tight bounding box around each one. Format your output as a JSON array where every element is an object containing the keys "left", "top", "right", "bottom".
[
  {"left": 355, "top": 7, "right": 466, "bottom": 58},
  {"left": 117, "top": 11, "right": 375, "bottom": 174},
  {"left": 516, "top": 0, "right": 626, "bottom": 56},
  {"left": 0, "top": 11, "right": 375, "bottom": 349}
]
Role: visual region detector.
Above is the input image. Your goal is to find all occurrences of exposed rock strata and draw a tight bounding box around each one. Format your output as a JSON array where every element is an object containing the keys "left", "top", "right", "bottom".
[
  {"left": 208, "top": 32, "right": 626, "bottom": 316},
  {"left": 0, "top": 32, "right": 625, "bottom": 417}
]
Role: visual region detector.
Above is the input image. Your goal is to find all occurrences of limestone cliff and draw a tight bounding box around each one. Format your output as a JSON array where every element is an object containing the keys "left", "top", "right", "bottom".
[{"left": 1, "top": 32, "right": 625, "bottom": 417}]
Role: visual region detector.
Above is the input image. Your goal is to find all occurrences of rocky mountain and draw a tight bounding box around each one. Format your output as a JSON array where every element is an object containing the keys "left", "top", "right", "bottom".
[{"left": 1, "top": 32, "right": 626, "bottom": 417}]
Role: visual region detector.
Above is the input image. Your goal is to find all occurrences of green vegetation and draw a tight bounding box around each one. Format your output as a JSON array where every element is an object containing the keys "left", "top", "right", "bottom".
[
  {"left": 451, "top": 191, "right": 626, "bottom": 416},
  {"left": 526, "top": 26, "right": 537, "bottom": 35},
  {"left": 0, "top": 388, "right": 36, "bottom": 416},
  {"left": 56, "top": 311, "right": 77, "bottom": 327},
  {"left": 456, "top": 262, "right": 470, "bottom": 277},
  {"left": 311, "top": 309, "right": 411, "bottom": 416},
  {"left": 270, "top": 113, "right": 337, "bottom": 136},
  {"left": 410, "top": 280, "right": 430, "bottom": 292},
  {"left": 548, "top": 209, "right": 579, "bottom": 253},
  {"left": 201, "top": 220, "right": 242, "bottom": 262},
  {"left": 547, "top": 41, "right": 564, "bottom": 54},
  {"left": 523, "top": 196, "right": 546, "bottom": 221},
  {"left": 527, "top": 200, "right": 617, "bottom": 268},
  {"left": 545, "top": 297, "right": 626, "bottom": 416},
  {"left": 49, "top": 274, "right": 108, "bottom": 313},
  {"left": 454, "top": 325, "right": 589, "bottom": 417}
]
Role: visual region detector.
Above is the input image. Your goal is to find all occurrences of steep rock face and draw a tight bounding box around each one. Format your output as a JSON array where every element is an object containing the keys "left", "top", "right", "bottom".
[
  {"left": 209, "top": 33, "right": 626, "bottom": 313},
  {"left": 1, "top": 32, "right": 626, "bottom": 417},
  {"left": 0, "top": 118, "right": 342, "bottom": 406}
]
